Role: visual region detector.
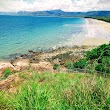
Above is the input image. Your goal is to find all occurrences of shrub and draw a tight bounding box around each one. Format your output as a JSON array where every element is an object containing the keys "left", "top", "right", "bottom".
[
  {"left": 65, "top": 44, "right": 110, "bottom": 73},
  {"left": 73, "top": 59, "right": 88, "bottom": 69},
  {"left": 95, "top": 64, "right": 105, "bottom": 72},
  {"left": 86, "top": 44, "right": 110, "bottom": 60},
  {"left": 85, "top": 44, "right": 110, "bottom": 73},
  {"left": 53, "top": 64, "right": 59, "bottom": 70},
  {"left": 66, "top": 59, "right": 88, "bottom": 70},
  {"left": 65, "top": 62, "right": 74, "bottom": 69}
]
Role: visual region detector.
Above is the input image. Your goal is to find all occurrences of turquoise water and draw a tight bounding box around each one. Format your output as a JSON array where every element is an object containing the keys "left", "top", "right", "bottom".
[{"left": 0, "top": 15, "right": 86, "bottom": 59}]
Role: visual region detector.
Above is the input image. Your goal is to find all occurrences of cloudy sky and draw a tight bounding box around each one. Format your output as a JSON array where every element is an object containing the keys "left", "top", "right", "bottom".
[{"left": 0, "top": 0, "right": 110, "bottom": 12}]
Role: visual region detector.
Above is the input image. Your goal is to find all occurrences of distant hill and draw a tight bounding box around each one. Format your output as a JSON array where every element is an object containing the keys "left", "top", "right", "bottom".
[
  {"left": 17, "top": 10, "right": 110, "bottom": 17},
  {"left": 85, "top": 11, "right": 110, "bottom": 17},
  {"left": 0, "top": 10, "right": 110, "bottom": 17}
]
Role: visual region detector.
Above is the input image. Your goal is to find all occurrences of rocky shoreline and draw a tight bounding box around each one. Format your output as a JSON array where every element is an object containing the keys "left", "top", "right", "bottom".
[{"left": 0, "top": 45, "right": 95, "bottom": 75}]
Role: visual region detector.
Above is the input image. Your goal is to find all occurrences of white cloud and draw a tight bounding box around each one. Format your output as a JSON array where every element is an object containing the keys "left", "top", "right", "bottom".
[{"left": 0, "top": 0, "right": 110, "bottom": 12}]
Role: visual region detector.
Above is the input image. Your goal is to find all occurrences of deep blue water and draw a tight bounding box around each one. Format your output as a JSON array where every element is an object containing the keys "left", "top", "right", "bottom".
[{"left": 0, "top": 15, "right": 86, "bottom": 59}]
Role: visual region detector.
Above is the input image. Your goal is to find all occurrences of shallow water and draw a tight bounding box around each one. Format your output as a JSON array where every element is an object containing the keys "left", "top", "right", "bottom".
[{"left": 0, "top": 15, "right": 86, "bottom": 59}]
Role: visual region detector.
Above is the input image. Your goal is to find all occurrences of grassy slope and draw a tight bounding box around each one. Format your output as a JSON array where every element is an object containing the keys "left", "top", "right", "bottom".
[{"left": 0, "top": 70, "right": 110, "bottom": 110}]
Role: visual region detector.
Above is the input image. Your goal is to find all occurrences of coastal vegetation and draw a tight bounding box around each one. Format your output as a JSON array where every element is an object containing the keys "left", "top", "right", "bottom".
[
  {"left": 0, "top": 3, "right": 110, "bottom": 109},
  {"left": 0, "top": 44, "right": 110, "bottom": 110},
  {"left": 3, "top": 68, "right": 11, "bottom": 79},
  {"left": 93, "top": 17, "right": 110, "bottom": 23},
  {"left": 65, "top": 44, "right": 110, "bottom": 74},
  {"left": 85, "top": 16, "right": 110, "bottom": 23},
  {"left": 53, "top": 64, "right": 59, "bottom": 70},
  {"left": 66, "top": 59, "right": 88, "bottom": 70},
  {"left": 0, "top": 71, "right": 110, "bottom": 110}
]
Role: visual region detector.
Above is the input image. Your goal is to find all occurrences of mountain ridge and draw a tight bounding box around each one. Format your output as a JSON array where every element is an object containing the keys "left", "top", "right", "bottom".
[{"left": 0, "top": 10, "right": 110, "bottom": 17}]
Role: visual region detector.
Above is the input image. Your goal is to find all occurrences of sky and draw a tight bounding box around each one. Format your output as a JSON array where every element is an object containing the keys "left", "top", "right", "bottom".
[{"left": 0, "top": 0, "right": 110, "bottom": 12}]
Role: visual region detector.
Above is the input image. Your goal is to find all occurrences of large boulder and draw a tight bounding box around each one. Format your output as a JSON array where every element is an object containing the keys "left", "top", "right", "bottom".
[
  {"left": 31, "top": 62, "right": 53, "bottom": 72},
  {"left": 0, "top": 61, "right": 16, "bottom": 74},
  {"left": 12, "top": 59, "right": 30, "bottom": 71}
]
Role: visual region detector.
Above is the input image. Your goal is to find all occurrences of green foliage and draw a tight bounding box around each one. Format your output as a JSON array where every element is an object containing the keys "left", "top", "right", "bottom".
[
  {"left": 85, "top": 44, "right": 110, "bottom": 73},
  {"left": 0, "top": 72, "right": 110, "bottom": 110},
  {"left": 86, "top": 44, "right": 110, "bottom": 60},
  {"left": 66, "top": 59, "right": 88, "bottom": 70},
  {"left": 65, "top": 62, "right": 74, "bottom": 69},
  {"left": 93, "top": 17, "right": 110, "bottom": 23},
  {"left": 73, "top": 59, "right": 88, "bottom": 69},
  {"left": 86, "top": 17, "right": 110, "bottom": 23},
  {"left": 13, "top": 83, "right": 50, "bottom": 110},
  {"left": 53, "top": 64, "right": 59, "bottom": 70},
  {"left": 3, "top": 68, "right": 11, "bottom": 78},
  {"left": 95, "top": 64, "right": 105, "bottom": 72},
  {"left": 65, "top": 44, "right": 110, "bottom": 73},
  {"left": 95, "top": 64, "right": 110, "bottom": 73}
]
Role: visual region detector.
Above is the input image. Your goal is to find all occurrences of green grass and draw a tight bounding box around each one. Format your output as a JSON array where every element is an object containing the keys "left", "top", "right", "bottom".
[
  {"left": 3, "top": 68, "right": 11, "bottom": 79},
  {"left": 0, "top": 70, "right": 110, "bottom": 110}
]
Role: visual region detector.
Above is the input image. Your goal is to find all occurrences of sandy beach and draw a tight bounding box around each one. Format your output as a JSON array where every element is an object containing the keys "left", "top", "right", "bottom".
[
  {"left": 81, "top": 18, "right": 110, "bottom": 46},
  {"left": 0, "top": 17, "right": 110, "bottom": 61}
]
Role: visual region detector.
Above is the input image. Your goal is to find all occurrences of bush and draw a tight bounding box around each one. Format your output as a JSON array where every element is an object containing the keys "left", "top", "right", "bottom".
[
  {"left": 73, "top": 59, "right": 88, "bottom": 69},
  {"left": 65, "top": 62, "right": 74, "bottom": 69},
  {"left": 95, "top": 64, "right": 105, "bottom": 72},
  {"left": 86, "top": 44, "right": 110, "bottom": 60},
  {"left": 66, "top": 59, "right": 88, "bottom": 70},
  {"left": 65, "top": 43, "right": 110, "bottom": 73},
  {"left": 95, "top": 64, "right": 110, "bottom": 73},
  {"left": 85, "top": 44, "right": 110, "bottom": 73},
  {"left": 102, "top": 57, "right": 110, "bottom": 65},
  {"left": 53, "top": 64, "right": 59, "bottom": 70}
]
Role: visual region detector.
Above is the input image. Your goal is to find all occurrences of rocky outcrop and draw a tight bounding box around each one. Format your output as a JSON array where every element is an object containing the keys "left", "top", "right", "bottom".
[
  {"left": 0, "top": 61, "right": 16, "bottom": 74},
  {"left": 12, "top": 59, "right": 30, "bottom": 71},
  {"left": 31, "top": 62, "right": 53, "bottom": 72},
  {"left": 0, "top": 59, "right": 53, "bottom": 74}
]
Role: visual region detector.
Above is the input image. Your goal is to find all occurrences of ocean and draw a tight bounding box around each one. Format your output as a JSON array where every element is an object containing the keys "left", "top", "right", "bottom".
[{"left": 0, "top": 15, "right": 86, "bottom": 59}]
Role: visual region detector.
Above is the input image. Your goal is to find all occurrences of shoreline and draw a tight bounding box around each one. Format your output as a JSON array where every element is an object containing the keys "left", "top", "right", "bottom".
[
  {"left": 0, "top": 45, "right": 95, "bottom": 61},
  {"left": 0, "top": 45, "right": 94, "bottom": 74},
  {"left": 0, "top": 18, "right": 110, "bottom": 61},
  {"left": 80, "top": 18, "right": 110, "bottom": 46},
  {"left": 81, "top": 37, "right": 109, "bottom": 46},
  {"left": 0, "top": 18, "right": 110, "bottom": 75}
]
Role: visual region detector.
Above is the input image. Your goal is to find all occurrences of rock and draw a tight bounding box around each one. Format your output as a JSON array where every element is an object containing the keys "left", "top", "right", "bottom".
[
  {"left": 53, "top": 58, "right": 60, "bottom": 64},
  {"left": 31, "top": 62, "right": 53, "bottom": 72},
  {"left": 0, "top": 61, "right": 16, "bottom": 74},
  {"left": 28, "top": 50, "right": 34, "bottom": 53},
  {"left": 12, "top": 59, "right": 30, "bottom": 71}
]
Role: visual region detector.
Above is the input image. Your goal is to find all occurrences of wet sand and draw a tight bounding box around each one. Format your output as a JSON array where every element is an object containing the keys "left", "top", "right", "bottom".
[{"left": 81, "top": 18, "right": 110, "bottom": 46}]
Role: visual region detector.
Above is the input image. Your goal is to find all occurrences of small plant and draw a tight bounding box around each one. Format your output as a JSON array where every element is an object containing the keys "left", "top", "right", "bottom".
[
  {"left": 65, "top": 62, "right": 74, "bottom": 69},
  {"left": 53, "top": 64, "right": 59, "bottom": 70},
  {"left": 73, "top": 59, "right": 88, "bottom": 69},
  {"left": 3, "top": 68, "right": 11, "bottom": 78},
  {"left": 66, "top": 59, "right": 88, "bottom": 70}
]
